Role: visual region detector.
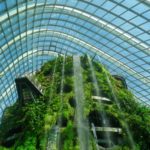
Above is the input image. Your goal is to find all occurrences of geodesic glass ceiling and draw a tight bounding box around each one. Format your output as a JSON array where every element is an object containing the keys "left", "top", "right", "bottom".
[{"left": 0, "top": 0, "right": 150, "bottom": 115}]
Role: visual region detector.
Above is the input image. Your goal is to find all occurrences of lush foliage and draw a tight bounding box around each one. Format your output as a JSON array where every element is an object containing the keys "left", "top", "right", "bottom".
[{"left": 0, "top": 56, "right": 149, "bottom": 150}]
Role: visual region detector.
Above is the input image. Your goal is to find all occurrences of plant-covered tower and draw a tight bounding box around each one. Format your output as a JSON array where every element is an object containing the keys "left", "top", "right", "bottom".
[{"left": 0, "top": 56, "right": 149, "bottom": 150}]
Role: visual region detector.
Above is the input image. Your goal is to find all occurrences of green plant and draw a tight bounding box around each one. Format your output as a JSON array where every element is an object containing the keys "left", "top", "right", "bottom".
[
  {"left": 62, "top": 121, "right": 75, "bottom": 150},
  {"left": 0, "top": 56, "right": 149, "bottom": 149}
]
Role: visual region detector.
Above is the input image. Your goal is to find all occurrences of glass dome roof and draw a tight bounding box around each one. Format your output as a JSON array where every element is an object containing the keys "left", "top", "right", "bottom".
[{"left": 0, "top": 0, "right": 150, "bottom": 115}]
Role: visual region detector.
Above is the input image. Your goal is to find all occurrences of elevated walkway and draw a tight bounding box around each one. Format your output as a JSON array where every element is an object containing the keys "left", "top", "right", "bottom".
[
  {"left": 27, "top": 75, "right": 44, "bottom": 94},
  {"left": 90, "top": 95, "right": 122, "bottom": 149},
  {"left": 91, "top": 123, "right": 122, "bottom": 150},
  {"left": 92, "top": 127, "right": 122, "bottom": 134},
  {"left": 92, "top": 96, "right": 112, "bottom": 104},
  {"left": 15, "top": 76, "right": 43, "bottom": 105}
]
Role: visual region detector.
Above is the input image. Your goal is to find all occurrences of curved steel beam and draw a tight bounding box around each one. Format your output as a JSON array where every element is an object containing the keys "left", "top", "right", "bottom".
[
  {"left": 0, "top": 4, "right": 149, "bottom": 55},
  {"left": 1, "top": 28, "right": 149, "bottom": 86}
]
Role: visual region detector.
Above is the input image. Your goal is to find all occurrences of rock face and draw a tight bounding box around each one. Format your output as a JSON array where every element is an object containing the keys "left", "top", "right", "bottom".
[{"left": 0, "top": 56, "right": 149, "bottom": 150}]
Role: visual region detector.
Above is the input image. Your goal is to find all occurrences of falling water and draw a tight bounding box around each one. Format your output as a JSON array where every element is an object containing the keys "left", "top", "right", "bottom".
[
  {"left": 87, "top": 56, "right": 112, "bottom": 148},
  {"left": 46, "top": 58, "right": 58, "bottom": 150},
  {"left": 49, "top": 58, "right": 58, "bottom": 101},
  {"left": 73, "top": 55, "right": 90, "bottom": 150},
  {"left": 57, "top": 56, "right": 65, "bottom": 150},
  {"left": 104, "top": 69, "right": 136, "bottom": 150},
  {"left": 91, "top": 123, "right": 100, "bottom": 150}
]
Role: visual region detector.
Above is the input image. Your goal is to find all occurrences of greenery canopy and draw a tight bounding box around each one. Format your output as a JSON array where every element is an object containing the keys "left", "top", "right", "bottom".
[{"left": 0, "top": 56, "right": 149, "bottom": 150}]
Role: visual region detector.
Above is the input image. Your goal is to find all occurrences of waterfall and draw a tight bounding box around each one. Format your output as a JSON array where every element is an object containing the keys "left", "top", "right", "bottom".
[
  {"left": 48, "top": 58, "right": 58, "bottom": 102},
  {"left": 46, "top": 58, "right": 58, "bottom": 150},
  {"left": 87, "top": 56, "right": 112, "bottom": 148},
  {"left": 73, "top": 55, "right": 90, "bottom": 150},
  {"left": 91, "top": 123, "right": 100, "bottom": 150},
  {"left": 57, "top": 56, "right": 65, "bottom": 150},
  {"left": 104, "top": 69, "right": 136, "bottom": 150}
]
